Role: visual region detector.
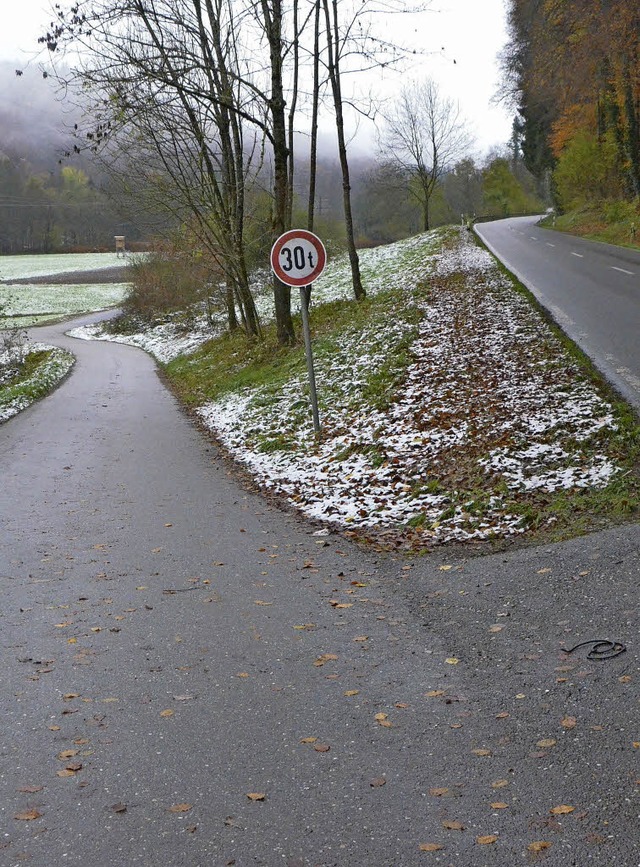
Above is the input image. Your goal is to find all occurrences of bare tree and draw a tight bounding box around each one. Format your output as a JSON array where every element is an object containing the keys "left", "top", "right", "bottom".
[
  {"left": 381, "top": 78, "right": 474, "bottom": 231},
  {"left": 42, "top": 0, "right": 299, "bottom": 341}
]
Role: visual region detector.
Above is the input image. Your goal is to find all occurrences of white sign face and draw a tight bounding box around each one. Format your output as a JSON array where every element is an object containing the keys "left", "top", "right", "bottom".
[{"left": 270, "top": 229, "right": 327, "bottom": 287}]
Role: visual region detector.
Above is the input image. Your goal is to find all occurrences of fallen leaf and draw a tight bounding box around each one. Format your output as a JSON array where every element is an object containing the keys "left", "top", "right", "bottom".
[
  {"left": 442, "top": 820, "right": 464, "bottom": 831},
  {"left": 313, "top": 653, "right": 338, "bottom": 667},
  {"left": 314, "top": 744, "right": 330, "bottom": 753},
  {"left": 254, "top": 600, "right": 273, "bottom": 606},
  {"left": 56, "top": 769, "right": 76, "bottom": 778},
  {"left": 445, "top": 658, "right": 459, "bottom": 665},
  {"left": 370, "top": 777, "right": 386, "bottom": 787},
  {"left": 293, "top": 624, "right": 315, "bottom": 631},
  {"left": 112, "top": 802, "right": 127, "bottom": 813},
  {"left": 246, "top": 793, "right": 265, "bottom": 801},
  {"left": 14, "top": 810, "right": 42, "bottom": 821},
  {"left": 353, "top": 636, "right": 368, "bottom": 642},
  {"left": 476, "top": 835, "right": 498, "bottom": 845},
  {"left": 489, "top": 626, "right": 503, "bottom": 633},
  {"left": 374, "top": 713, "right": 388, "bottom": 722},
  {"left": 419, "top": 843, "right": 444, "bottom": 852},
  {"left": 561, "top": 716, "right": 577, "bottom": 729},
  {"left": 299, "top": 737, "right": 318, "bottom": 744},
  {"left": 160, "top": 709, "right": 174, "bottom": 717},
  {"left": 495, "top": 712, "right": 510, "bottom": 720},
  {"left": 491, "top": 780, "right": 509, "bottom": 789},
  {"left": 344, "top": 690, "right": 359, "bottom": 697},
  {"left": 536, "top": 738, "right": 557, "bottom": 748},
  {"left": 168, "top": 803, "right": 193, "bottom": 813},
  {"left": 57, "top": 749, "right": 79, "bottom": 760},
  {"left": 425, "top": 690, "right": 445, "bottom": 698},
  {"left": 550, "top": 805, "right": 575, "bottom": 815},
  {"left": 472, "top": 749, "right": 492, "bottom": 757},
  {"left": 439, "top": 565, "right": 453, "bottom": 571},
  {"left": 18, "top": 786, "right": 43, "bottom": 794},
  {"left": 528, "top": 841, "right": 552, "bottom": 853},
  {"left": 429, "top": 788, "right": 450, "bottom": 797},
  {"left": 491, "top": 802, "right": 508, "bottom": 809}
]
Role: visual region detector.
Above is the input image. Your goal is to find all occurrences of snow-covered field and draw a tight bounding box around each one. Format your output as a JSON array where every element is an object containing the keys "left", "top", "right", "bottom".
[
  {"left": 68, "top": 227, "right": 625, "bottom": 545},
  {"left": 0, "top": 252, "right": 126, "bottom": 281},
  {"left": 0, "top": 283, "right": 129, "bottom": 327}
]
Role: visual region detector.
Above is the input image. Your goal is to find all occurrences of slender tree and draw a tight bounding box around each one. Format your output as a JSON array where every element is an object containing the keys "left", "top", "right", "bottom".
[{"left": 380, "top": 78, "right": 473, "bottom": 231}]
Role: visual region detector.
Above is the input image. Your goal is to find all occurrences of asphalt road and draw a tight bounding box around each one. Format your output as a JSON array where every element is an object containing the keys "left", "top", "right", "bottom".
[
  {"left": 1, "top": 313, "right": 639, "bottom": 866},
  {"left": 475, "top": 216, "right": 640, "bottom": 410}
]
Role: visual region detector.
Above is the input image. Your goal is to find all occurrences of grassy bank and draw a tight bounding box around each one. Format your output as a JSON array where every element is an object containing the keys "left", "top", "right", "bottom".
[
  {"left": 162, "top": 228, "right": 640, "bottom": 549},
  {"left": 0, "top": 345, "right": 75, "bottom": 424},
  {"left": 541, "top": 201, "right": 640, "bottom": 249}
]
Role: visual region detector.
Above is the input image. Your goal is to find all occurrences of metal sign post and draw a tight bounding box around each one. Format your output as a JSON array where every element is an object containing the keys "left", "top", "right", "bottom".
[{"left": 270, "top": 230, "right": 327, "bottom": 438}]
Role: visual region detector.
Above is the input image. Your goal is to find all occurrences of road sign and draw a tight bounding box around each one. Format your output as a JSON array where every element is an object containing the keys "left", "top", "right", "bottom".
[{"left": 270, "top": 229, "right": 327, "bottom": 287}]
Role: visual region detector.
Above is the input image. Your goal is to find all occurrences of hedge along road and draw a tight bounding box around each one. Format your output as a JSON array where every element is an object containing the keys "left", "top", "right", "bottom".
[
  {"left": 1, "top": 312, "right": 640, "bottom": 866},
  {"left": 475, "top": 215, "right": 640, "bottom": 411}
]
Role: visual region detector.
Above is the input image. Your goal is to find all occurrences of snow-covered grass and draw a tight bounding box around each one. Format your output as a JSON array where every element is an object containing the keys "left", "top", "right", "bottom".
[
  {"left": 70, "top": 314, "right": 218, "bottom": 364},
  {"left": 188, "top": 229, "right": 636, "bottom": 545},
  {"left": 0, "top": 283, "right": 129, "bottom": 327},
  {"left": 0, "top": 343, "right": 75, "bottom": 424}
]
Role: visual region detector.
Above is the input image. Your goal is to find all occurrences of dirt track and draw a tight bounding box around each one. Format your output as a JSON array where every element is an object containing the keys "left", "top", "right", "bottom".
[{"left": 2, "top": 264, "right": 132, "bottom": 285}]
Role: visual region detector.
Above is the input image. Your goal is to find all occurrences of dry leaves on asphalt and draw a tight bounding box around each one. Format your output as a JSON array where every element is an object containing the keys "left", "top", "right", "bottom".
[
  {"left": 14, "top": 809, "right": 42, "bottom": 821},
  {"left": 168, "top": 803, "right": 193, "bottom": 813}
]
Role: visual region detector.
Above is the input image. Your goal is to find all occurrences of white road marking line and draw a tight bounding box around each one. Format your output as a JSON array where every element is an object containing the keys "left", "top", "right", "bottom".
[
  {"left": 530, "top": 236, "right": 538, "bottom": 240},
  {"left": 611, "top": 266, "right": 635, "bottom": 276},
  {"left": 546, "top": 243, "right": 555, "bottom": 247},
  {"left": 570, "top": 252, "right": 584, "bottom": 258}
]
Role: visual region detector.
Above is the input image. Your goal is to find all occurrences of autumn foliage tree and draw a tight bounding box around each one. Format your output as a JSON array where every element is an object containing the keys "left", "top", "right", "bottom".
[{"left": 502, "top": 0, "right": 639, "bottom": 209}]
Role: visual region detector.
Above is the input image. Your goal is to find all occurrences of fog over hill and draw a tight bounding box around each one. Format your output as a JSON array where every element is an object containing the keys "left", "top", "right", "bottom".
[{"left": 0, "top": 62, "right": 78, "bottom": 168}]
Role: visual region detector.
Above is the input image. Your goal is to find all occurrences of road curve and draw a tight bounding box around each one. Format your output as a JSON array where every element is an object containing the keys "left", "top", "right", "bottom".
[
  {"left": 2, "top": 313, "right": 640, "bottom": 865},
  {"left": 476, "top": 216, "right": 640, "bottom": 410}
]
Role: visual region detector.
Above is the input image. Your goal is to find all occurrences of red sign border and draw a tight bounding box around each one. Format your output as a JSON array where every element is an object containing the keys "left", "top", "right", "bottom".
[{"left": 270, "top": 229, "right": 327, "bottom": 287}]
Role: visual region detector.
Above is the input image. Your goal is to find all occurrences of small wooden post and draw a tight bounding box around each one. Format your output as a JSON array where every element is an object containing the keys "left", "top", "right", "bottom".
[{"left": 114, "top": 236, "right": 126, "bottom": 258}]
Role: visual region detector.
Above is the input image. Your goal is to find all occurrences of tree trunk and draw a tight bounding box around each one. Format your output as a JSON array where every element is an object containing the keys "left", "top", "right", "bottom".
[
  {"left": 307, "top": 0, "right": 321, "bottom": 232},
  {"left": 263, "top": 0, "right": 296, "bottom": 345},
  {"left": 322, "top": 0, "right": 365, "bottom": 301}
]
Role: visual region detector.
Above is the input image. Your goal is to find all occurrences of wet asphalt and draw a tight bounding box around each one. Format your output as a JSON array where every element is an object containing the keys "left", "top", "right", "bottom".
[{"left": 0, "top": 313, "right": 638, "bottom": 867}]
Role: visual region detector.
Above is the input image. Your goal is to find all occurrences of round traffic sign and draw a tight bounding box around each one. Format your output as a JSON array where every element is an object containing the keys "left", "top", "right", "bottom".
[{"left": 270, "top": 229, "right": 327, "bottom": 287}]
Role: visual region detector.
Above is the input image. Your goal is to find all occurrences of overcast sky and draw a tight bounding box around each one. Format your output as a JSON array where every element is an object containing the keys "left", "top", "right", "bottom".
[{"left": 1, "top": 0, "right": 514, "bottom": 155}]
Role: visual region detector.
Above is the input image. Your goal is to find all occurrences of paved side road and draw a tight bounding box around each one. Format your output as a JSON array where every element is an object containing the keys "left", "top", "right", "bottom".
[
  {"left": 0, "top": 314, "right": 639, "bottom": 866},
  {"left": 476, "top": 216, "right": 640, "bottom": 411}
]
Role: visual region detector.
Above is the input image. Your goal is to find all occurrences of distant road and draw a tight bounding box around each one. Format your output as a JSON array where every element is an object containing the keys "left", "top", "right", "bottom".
[{"left": 475, "top": 216, "right": 640, "bottom": 410}]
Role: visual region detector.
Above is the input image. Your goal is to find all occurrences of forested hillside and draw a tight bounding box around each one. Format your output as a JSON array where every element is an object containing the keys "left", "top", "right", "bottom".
[
  {"left": 503, "top": 0, "right": 639, "bottom": 217},
  {"left": 0, "top": 64, "right": 142, "bottom": 253}
]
